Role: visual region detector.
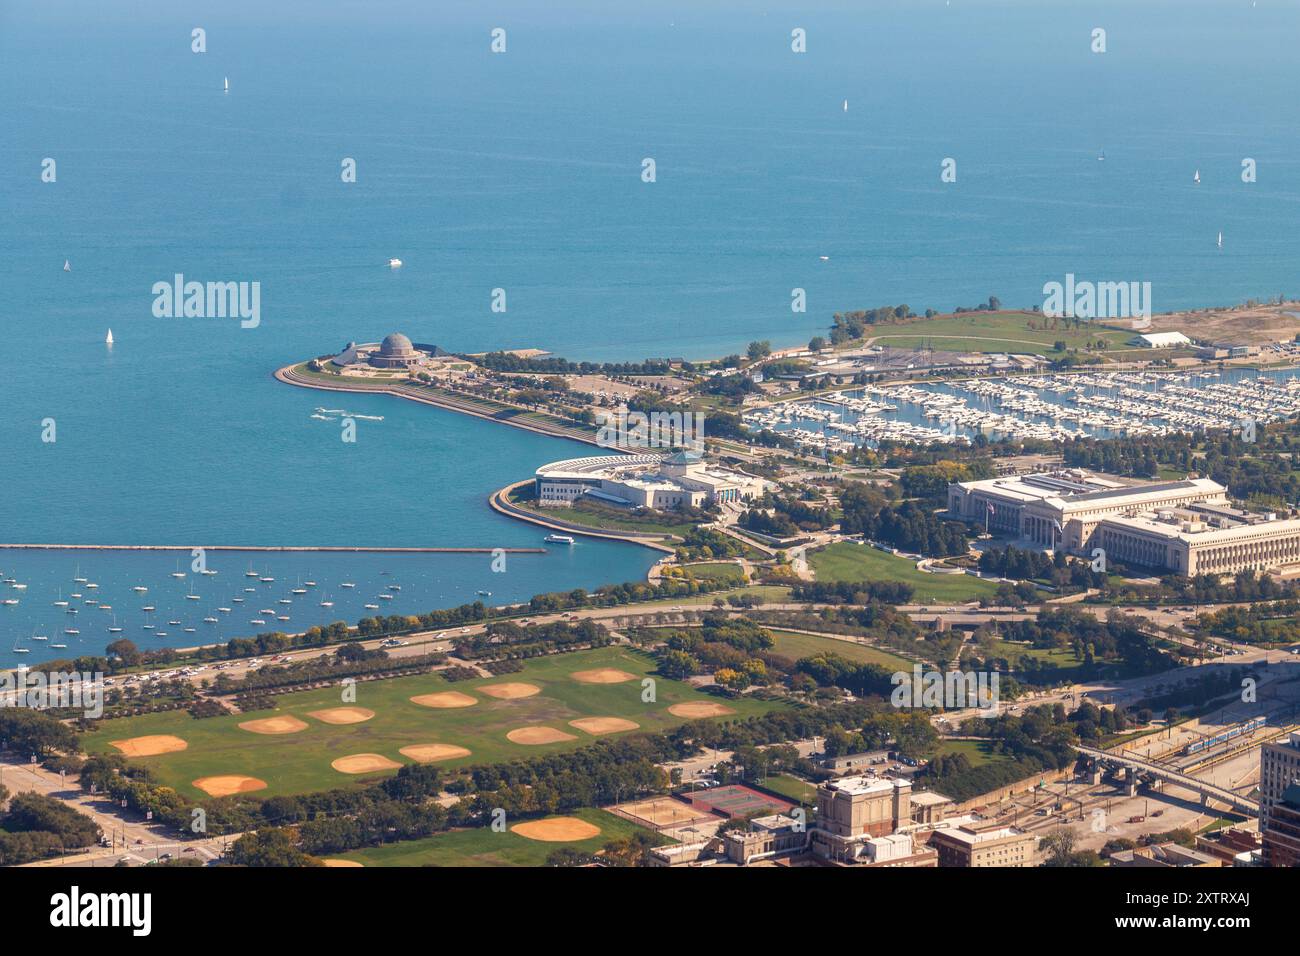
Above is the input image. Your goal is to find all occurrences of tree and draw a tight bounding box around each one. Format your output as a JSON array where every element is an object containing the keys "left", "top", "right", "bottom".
[
  {"left": 228, "top": 828, "right": 321, "bottom": 867},
  {"left": 1038, "top": 828, "right": 1077, "bottom": 867},
  {"left": 808, "top": 336, "right": 828, "bottom": 352},
  {"left": 746, "top": 340, "right": 772, "bottom": 362}
]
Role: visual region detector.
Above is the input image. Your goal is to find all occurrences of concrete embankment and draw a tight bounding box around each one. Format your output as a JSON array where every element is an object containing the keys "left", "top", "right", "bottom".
[
  {"left": 489, "top": 481, "right": 677, "bottom": 556},
  {"left": 275, "top": 364, "right": 601, "bottom": 446}
]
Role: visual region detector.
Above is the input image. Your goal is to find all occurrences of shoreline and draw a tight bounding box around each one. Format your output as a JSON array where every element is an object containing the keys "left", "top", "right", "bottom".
[
  {"left": 274, "top": 363, "right": 603, "bottom": 447},
  {"left": 0, "top": 544, "right": 545, "bottom": 553},
  {"left": 488, "top": 480, "right": 677, "bottom": 555}
]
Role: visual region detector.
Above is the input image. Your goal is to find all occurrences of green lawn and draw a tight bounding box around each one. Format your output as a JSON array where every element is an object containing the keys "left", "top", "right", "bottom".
[
  {"left": 760, "top": 774, "right": 819, "bottom": 807},
  {"left": 767, "top": 630, "right": 915, "bottom": 669},
  {"left": 861, "top": 312, "right": 1132, "bottom": 356},
  {"left": 930, "top": 738, "right": 1008, "bottom": 769},
  {"left": 80, "top": 646, "right": 782, "bottom": 799},
  {"left": 680, "top": 562, "right": 746, "bottom": 585},
  {"left": 507, "top": 492, "right": 695, "bottom": 537},
  {"left": 334, "top": 807, "right": 662, "bottom": 867},
  {"left": 808, "top": 543, "right": 998, "bottom": 603},
  {"left": 983, "top": 639, "right": 1079, "bottom": 669}
]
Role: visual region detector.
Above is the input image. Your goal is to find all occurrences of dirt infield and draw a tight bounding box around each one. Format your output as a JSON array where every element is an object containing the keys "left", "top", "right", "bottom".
[
  {"left": 570, "top": 668, "right": 638, "bottom": 684},
  {"left": 510, "top": 817, "right": 602, "bottom": 842},
  {"left": 409, "top": 691, "right": 478, "bottom": 709},
  {"left": 309, "top": 707, "right": 376, "bottom": 725},
  {"left": 398, "top": 743, "right": 472, "bottom": 763},
  {"left": 331, "top": 753, "right": 402, "bottom": 774},
  {"left": 480, "top": 682, "right": 541, "bottom": 700},
  {"left": 109, "top": 735, "right": 188, "bottom": 757},
  {"left": 192, "top": 775, "right": 267, "bottom": 797},
  {"left": 569, "top": 717, "right": 640, "bottom": 736},
  {"left": 667, "top": 702, "right": 736, "bottom": 719},
  {"left": 238, "top": 716, "right": 309, "bottom": 735},
  {"left": 614, "top": 796, "right": 714, "bottom": 829},
  {"left": 506, "top": 726, "right": 578, "bottom": 745},
  {"left": 322, "top": 859, "right": 363, "bottom": 867}
]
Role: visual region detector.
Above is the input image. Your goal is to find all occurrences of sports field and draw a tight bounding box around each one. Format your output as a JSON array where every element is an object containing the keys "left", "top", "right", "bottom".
[
  {"left": 808, "top": 543, "right": 997, "bottom": 603},
  {"left": 768, "top": 630, "right": 915, "bottom": 669},
  {"left": 333, "top": 807, "right": 663, "bottom": 867},
  {"left": 864, "top": 312, "right": 1132, "bottom": 356},
  {"left": 80, "top": 646, "right": 780, "bottom": 799}
]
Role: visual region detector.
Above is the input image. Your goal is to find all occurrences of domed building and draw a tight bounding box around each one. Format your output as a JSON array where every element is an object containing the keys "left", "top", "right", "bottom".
[{"left": 369, "top": 332, "right": 422, "bottom": 368}]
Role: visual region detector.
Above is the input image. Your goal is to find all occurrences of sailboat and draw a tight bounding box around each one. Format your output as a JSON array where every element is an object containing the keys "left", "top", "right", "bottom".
[
  {"left": 1097, "top": 148, "right": 1105, "bottom": 162},
  {"left": 1194, "top": 169, "right": 1201, "bottom": 185},
  {"left": 105, "top": 329, "right": 114, "bottom": 345},
  {"left": 1217, "top": 230, "right": 1223, "bottom": 249},
  {"left": 63, "top": 259, "right": 71, "bottom": 272},
  {"left": 224, "top": 76, "right": 229, "bottom": 94},
  {"left": 12, "top": 633, "right": 30, "bottom": 655},
  {"left": 842, "top": 99, "right": 848, "bottom": 112}
]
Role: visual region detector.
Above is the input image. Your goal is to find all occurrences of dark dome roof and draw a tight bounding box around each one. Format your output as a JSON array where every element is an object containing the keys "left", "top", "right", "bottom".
[{"left": 379, "top": 332, "right": 415, "bottom": 355}]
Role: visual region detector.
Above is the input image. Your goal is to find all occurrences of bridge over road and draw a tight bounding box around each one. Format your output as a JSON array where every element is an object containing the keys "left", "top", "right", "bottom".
[{"left": 1074, "top": 745, "right": 1259, "bottom": 817}]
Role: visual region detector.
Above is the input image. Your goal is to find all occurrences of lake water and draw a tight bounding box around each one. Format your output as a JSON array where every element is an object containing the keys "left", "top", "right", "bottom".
[{"left": 4, "top": 1, "right": 1300, "bottom": 664}]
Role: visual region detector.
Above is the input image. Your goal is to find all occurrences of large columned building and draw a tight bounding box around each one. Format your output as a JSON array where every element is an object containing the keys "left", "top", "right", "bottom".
[{"left": 949, "top": 470, "right": 1300, "bottom": 577}]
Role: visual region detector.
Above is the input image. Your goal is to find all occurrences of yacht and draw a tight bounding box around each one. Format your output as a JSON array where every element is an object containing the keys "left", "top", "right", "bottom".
[
  {"left": 388, "top": 257, "right": 403, "bottom": 268},
  {"left": 340, "top": 582, "right": 356, "bottom": 589},
  {"left": 203, "top": 617, "right": 219, "bottom": 624},
  {"left": 132, "top": 585, "right": 148, "bottom": 593},
  {"left": 51, "top": 641, "right": 68, "bottom": 648},
  {"left": 545, "top": 534, "right": 575, "bottom": 545},
  {"left": 364, "top": 603, "right": 379, "bottom": 610},
  {"left": 142, "top": 605, "right": 155, "bottom": 612},
  {"left": 250, "top": 619, "right": 266, "bottom": 626},
  {"left": 476, "top": 590, "right": 491, "bottom": 597}
]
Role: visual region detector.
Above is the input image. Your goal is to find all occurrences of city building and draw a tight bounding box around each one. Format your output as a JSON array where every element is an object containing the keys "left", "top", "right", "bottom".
[
  {"left": 534, "top": 452, "right": 768, "bottom": 510},
  {"left": 1132, "top": 331, "right": 1192, "bottom": 348},
  {"left": 926, "top": 823, "right": 1038, "bottom": 867},
  {"left": 1109, "top": 843, "right": 1223, "bottom": 868},
  {"left": 329, "top": 333, "right": 443, "bottom": 371},
  {"left": 1261, "top": 782, "right": 1300, "bottom": 867},
  {"left": 722, "top": 814, "right": 809, "bottom": 865},
  {"left": 1260, "top": 731, "right": 1300, "bottom": 831},
  {"left": 950, "top": 470, "right": 1300, "bottom": 576}
]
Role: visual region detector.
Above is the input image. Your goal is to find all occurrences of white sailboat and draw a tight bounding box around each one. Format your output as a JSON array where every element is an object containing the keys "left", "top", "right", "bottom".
[
  {"left": 224, "top": 76, "right": 229, "bottom": 94},
  {"left": 1217, "top": 230, "right": 1223, "bottom": 249},
  {"left": 63, "top": 259, "right": 71, "bottom": 272},
  {"left": 1097, "top": 148, "right": 1105, "bottom": 162},
  {"left": 842, "top": 99, "right": 848, "bottom": 112},
  {"left": 1194, "top": 169, "right": 1201, "bottom": 185},
  {"left": 105, "top": 329, "right": 114, "bottom": 345}
]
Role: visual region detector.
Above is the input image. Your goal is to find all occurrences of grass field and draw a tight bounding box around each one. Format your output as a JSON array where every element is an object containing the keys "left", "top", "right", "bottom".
[
  {"left": 507, "top": 491, "right": 696, "bottom": 537},
  {"left": 81, "top": 646, "right": 782, "bottom": 800},
  {"left": 680, "top": 562, "right": 746, "bottom": 584},
  {"left": 862, "top": 312, "right": 1132, "bottom": 356},
  {"left": 808, "top": 543, "right": 998, "bottom": 603},
  {"left": 930, "top": 738, "right": 1009, "bottom": 769},
  {"left": 767, "top": 630, "right": 915, "bottom": 669},
  {"left": 759, "top": 774, "right": 819, "bottom": 807},
  {"left": 983, "top": 639, "right": 1080, "bottom": 669},
  {"left": 335, "top": 807, "right": 662, "bottom": 867}
]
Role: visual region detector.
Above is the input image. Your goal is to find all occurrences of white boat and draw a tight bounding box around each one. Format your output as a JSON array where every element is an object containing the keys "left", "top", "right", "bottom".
[
  {"left": 842, "top": 99, "right": 848, "bottom": 112},
  {"left": 142, "top": 605, "right": 155, "bottom": 611},
  {"left": 1, "top": 599, "right": 18, "bottom": 606},
  {"left": 218, "top": 607, "right": 232, "bottom": 613},
  {"left": 64, "top": 259, "right": 71, "bottom": 272},
  {"left": 250, "top": 619, "right": 266, "bottom": 625},
  {"left": 224, "top": 76, "right": 229, "bottom": 93},
  {"left": 32, "top": 633, "right": 48, "bottom": 641},
  {"left": 203, "top": 617, "right": 218, "bottom": 624},
  {"left": 545, "top": 534, "right": 575, "bottom": 545},
  {"left": 186, "top": 590, "right": 200, "bottom": 600},
  {"left": 379, "top": 593, "right": 393, "bottom": 600},
  {"left": 260, "top": 576, "right": 275, "bottom": 583},
  {"left": 12, "top": 634, "right": 29, "bottom": 654},
  {"left": 105, "top": 329, "right": 113, "bottom": 345},
  {"left": 340, "top": 582, "right": 356, "bottom": 588},
  {"left": 86, "top": 582, "right": 98, "bottom": 589},
  {"left": 387, "top": 584, "right": 401, "bottom": 591},
  {"left": 132, "top": 585, "right": 148, "bottom": 593},
  {"left": 476, "top": 590, "right": 491, "bottom": 597},
  {"left": 364, "top": 603, "right": 379, "bottom": 610},
  {"left": 276, "top": 615, "right": 290, "bottom": 621},
  {"left": 1194, "top": 169, "right": 1201, "bottom": 184},
  {"left": 168, "top": 620, "right": 181, "bottom": 625},
  {"left": 1098, "top": 149, "right": 1105, "bottom": 161},
  {"left": 51, "top": 642, "right": 68, "bottom": 648},
  {"left": 388, "top": 258, "right": 403, "bottom": 268},
  {"left": 246, "top": 564, "right": 259, "bottom": 578},
  {"left": 1217, "top": 230, "right": 1223, "bottom": 249}
]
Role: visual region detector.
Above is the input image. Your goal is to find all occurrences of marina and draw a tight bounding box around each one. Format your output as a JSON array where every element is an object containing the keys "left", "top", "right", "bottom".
[{"left": 745, "top": 366, "right": 1300, "bottom": 453}]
